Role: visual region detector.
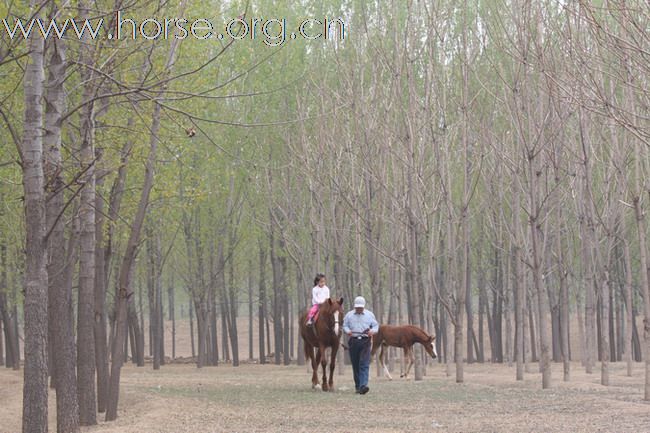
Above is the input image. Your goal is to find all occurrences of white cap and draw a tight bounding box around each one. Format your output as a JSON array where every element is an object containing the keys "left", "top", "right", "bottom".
[{"left": 354, "top": 296, "right": 366, "bottom": 308}]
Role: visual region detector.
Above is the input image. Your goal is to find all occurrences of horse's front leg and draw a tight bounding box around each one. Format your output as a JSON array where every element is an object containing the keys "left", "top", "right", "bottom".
[
  {"left": 328, "top": 345, "right": 338, "bottom": 391},
  {"left": 312, "top": 348, "right": 322, "bottom": 389},
  {"left": 380, "top": 344, "right": 393, "bottom": 380},
  {"left": 402, "top": 347, "right": 414, "bottom": 379},
  {"left": 320, "top": 345, "right": 329, "bottom": 391}
]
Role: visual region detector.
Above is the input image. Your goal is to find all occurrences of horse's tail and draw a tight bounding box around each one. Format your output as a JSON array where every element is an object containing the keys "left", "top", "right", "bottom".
[{"left": 304, "top": 340, "right": 313, "bottom": 362}]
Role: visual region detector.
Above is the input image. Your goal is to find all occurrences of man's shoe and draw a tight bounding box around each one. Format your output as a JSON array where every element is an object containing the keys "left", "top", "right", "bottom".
[{"left": 359, "top": 386, "right": 369, "bottom": 395}]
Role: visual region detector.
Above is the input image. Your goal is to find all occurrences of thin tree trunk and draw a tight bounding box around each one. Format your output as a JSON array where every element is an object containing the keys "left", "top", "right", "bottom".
[
  {"left": 0, "top": 242, "right": 19, "bottom": 371},
  {"left": 248, "top": 259, "right": 254, "bottom": 361},
  {"left": 197, "top": 304, "right": 208, "bottom": 367},
  {"left": 258, "top": 242, "right": 266, "bottom": 364},
  {"left": 527, "top": 291, "right": 537, "bottom": 364},
  {"left": 227, "top": 240, "right": 240, "bottom": 367},
  {"left": 632, "top": 196, "right": 650, "bottom": 400},
  {"left": 600, "top": 270, "right": 611, "bottom": 386},
  {"left": 623, "top": 237, "right": 634, "bottom": 376},
  {"left": 581, "top": 185, "right": 596, "bottom": 373},
  {"left": 0, "top": 313, "right": 3, "bottom": 367},
  {"left": 557, "top": 216, "right": 570, "bottom": 382},
  {"left": 220, "top": 302, "right": 229, "bottom": 363},
  {"left": 126, "top": 317, "right": 134, "bottom": 363},
  {"left": 129, "top": 302, "right": 144, "bottom": 367},
  {"left": 152, "top": 231, "right": 162, "bottom": 370},
  {"left": 514, "top": 184, "right": 525, "bottom": 380},
  {"left": 147, "top": 236, "right": 154, "bottom": 359},
  {"left": 94, "top": 175, "right": 109, "bottom": 413},
  {"left": 209, "top": 274, "right": 217, "bottom": 365},
  {"left": 466, "top": 277, "right": 475, "bottom": 364},
  {"left": 528, "top": 152, "right": 551, "bottom": 388},
  {"left": 0, "top": 315, "right": 3, "bottom": 367},
  {"left": 169, "top": 277, "right": 175, "bottom": 360},
  {"left": 189, "top": 300, "right": 195, "bottom": 358},
  {"left": 270, "top": 224, "right": 282, "bottom": 365},
  {"left": 505, "top": 256, "right": 513, "bottom": 366}
]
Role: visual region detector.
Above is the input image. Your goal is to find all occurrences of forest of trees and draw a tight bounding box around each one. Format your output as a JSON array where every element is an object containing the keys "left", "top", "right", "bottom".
[{"left": 0, "top": 0, "right": 649, "bottom": 432}]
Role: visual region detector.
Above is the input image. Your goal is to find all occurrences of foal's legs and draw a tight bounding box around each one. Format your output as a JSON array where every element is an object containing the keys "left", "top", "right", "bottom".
[
  {"left": 379, "top": 344, "right": 393, "bottom": 380},
  {"left": 401, "top": 347, "right": 415, "bottom": 378}
]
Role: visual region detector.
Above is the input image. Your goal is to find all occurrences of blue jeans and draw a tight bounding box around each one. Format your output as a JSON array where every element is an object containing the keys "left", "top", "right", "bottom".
[{"left": 349, "top": 336, "right": 371, "bottom": 390}]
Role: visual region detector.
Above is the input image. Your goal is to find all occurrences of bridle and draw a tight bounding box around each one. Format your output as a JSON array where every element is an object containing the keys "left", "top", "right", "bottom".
[
  {"left": 333, "top": 309, "right": 340, "bottom": 336},
  {"left": 323, "top": 304, "right": 341, "bottom": 337}
]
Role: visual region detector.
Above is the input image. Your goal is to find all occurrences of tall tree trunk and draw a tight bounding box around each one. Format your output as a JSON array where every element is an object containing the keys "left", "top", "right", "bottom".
[
  {"left": 513, "top": 183, "right": 525, "bottom": 380},
  {"left": 580, "top": 171, "right": 596, "bottom": 373},
  {"left": 94, "top": 175, "right": 108, "bottom": 413},
  {"left": 21, "top": 0, "right": 49, "bottom": 429},
  {"left": 296, "top": 269, "right": 306, "bottom": 366},
  {"left": 455, "top": 0, "right": 470, "bottom": 382},
  {"left": 44, "top": 33, "right": 81, "bottom": 432},
  {"left": 76, "top": 0, "right": 98, "bottom": 423},
  {"left": 528, "top": 149, "right": 551, "bottom": 388},
  {"left": 105, "top": 6, "right": 186, "bottom": 416}
]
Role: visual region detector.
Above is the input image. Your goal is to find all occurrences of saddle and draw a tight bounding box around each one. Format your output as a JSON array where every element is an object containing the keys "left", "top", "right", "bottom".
[{"left": 308, "top": 310, "right": 321, "bottom": 338}]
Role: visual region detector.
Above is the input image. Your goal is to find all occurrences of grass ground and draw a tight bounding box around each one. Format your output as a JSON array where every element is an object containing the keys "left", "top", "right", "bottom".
[{"left": 2, "top": 360, "right": 649, "bottom": 433}]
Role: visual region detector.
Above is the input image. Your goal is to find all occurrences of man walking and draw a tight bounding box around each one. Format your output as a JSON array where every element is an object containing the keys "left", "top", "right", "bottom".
[{"left": 343, "top": 296, "right": 379, "bottom": 395}]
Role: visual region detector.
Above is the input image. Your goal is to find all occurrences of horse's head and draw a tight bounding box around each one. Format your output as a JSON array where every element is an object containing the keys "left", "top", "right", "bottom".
[
  {"left": 321, "top": 297, "right": 344, "bottom": 337},
  {"left": 425, "top": 335, "right": 438, "bottom": 359}
]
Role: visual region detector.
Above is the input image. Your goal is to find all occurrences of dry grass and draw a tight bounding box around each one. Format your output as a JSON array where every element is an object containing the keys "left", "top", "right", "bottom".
[
  {"left": 2, "top": 314, "right": 648, "bottom": 432},
  {"left": 2, "top": 360, "right": 649, "bottom": 433}
]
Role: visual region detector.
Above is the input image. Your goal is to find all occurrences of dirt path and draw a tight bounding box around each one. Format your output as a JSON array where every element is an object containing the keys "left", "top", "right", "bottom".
[{"left": 2, "top": 361, "right": 649, "bottom": 432}]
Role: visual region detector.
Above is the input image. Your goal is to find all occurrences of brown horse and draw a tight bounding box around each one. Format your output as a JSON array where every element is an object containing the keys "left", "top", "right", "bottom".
[
  {"left": 299, "top": 297, "right": 344, "bottom": 391},
  {"left": 370, "top": 325, "right": 437, "bottom": 380}
]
